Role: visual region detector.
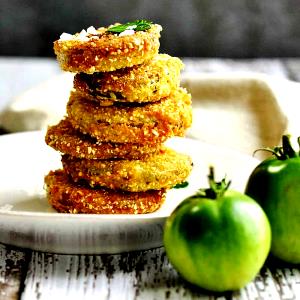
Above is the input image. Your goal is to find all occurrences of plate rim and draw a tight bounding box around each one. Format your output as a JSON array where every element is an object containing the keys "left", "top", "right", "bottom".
[
  {"left": 0, "top": 130, "right": 192, "bottom": 221},
  {"left": 0, "top": 130, "right": 260, "bottom": 253},
  {"left": 0, "top": 130, "right": 259, "bottom": 220}
]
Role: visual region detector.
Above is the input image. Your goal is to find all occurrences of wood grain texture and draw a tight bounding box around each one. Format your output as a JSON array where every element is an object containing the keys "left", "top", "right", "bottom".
[
  {"left": 0, "top": 244, "right": 30, "bottom": 300},
  {"left": 20, "top": 248, "right": 300, "bottom": 300}
]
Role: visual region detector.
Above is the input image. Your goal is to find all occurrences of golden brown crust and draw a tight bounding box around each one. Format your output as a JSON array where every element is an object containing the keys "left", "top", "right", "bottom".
[
  {"left": 53, "top": 24, "right": 162, "bottom": 73},
  {"left": 73, "top": 54, "right": 183, "bottom": 104},
  {"left": 45, "top": 170, "right": 165, "bottom": 214},
  {"left": 45, "top": 119, "right": 164, "bottom": 159},
  {"left": 67, "top": 88, "right": 192, "bottom": 143},
  {"left": 61, "top": 148, "right": 193, "bottom": 192}
]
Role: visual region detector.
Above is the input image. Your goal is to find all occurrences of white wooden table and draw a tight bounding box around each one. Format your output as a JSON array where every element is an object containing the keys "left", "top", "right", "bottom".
[{"left": 0, "top": 57, "right": 300, "bottom": 300}]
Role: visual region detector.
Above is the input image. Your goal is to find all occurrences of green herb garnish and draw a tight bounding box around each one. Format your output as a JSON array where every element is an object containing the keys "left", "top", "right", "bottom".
[
  {"left": 107, "top": 20, "right": 152, "bottom": 34},
  {"left": 173, "top": 181, "right": 189, "bottom": 189}
]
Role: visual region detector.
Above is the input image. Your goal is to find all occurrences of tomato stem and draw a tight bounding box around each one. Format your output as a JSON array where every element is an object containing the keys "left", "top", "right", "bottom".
[
  {"left": 254, "top": 134, "right": 299, "bottom": 160},
  {"left": 195, "top": 166, "right": 231, "bottom": 200},
  {"left": 282, "top": 135, "right": 297, "bottom": 158}
]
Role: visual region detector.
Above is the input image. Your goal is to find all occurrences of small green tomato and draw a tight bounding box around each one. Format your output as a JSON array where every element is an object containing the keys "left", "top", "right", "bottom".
[
  {"left": 164, "top": 168, "right": 271, "bottom": 292},
  {"left": 246, "top": 135, "right": 300, "bottom": 264}
]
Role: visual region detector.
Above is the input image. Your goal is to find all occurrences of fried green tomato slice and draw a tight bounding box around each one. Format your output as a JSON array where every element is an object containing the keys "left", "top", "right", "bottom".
[
  {"left": 45, "top": 170, "right": 166, "bottom": 214},
  {"left": 53, "top": 23, "right": 162, "bottom": 73},
  {"left": 45, "top": 119, "right": 164, "bottom": 160},
  {"left": 61, "top": 148, "right": 193, "bottom": 192},
  {"left": 73, "top": 54, "right": 183, "bottom": 104},
  {"left": 67, "top": 88, "right": 192, "bottom": 144}
]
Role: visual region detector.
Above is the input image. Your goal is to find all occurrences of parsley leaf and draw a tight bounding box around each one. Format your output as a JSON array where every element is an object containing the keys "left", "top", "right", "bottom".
[{"left": 107, "top": 20, "right": 152, "bottom": 34}]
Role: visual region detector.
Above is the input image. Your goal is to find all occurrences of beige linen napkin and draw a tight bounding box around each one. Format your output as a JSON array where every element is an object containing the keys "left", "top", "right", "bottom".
[
  {"left": 1, "top": 72, "right": 299, "bottom": 159},
  {"left": 0, "top": 73, "right": 73, "bottom": 132}
]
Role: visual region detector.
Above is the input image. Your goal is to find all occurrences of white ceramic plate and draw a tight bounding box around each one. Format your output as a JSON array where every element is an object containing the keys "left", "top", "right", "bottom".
[{"left": 0, "top": 131, "right": 259, "bottom": 254}]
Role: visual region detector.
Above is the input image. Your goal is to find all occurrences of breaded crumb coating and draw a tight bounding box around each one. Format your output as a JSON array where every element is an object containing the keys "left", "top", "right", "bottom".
[
  {"left": 67, "top": 88, "right": 192, "bottom": 143},
  {"left": 53, "top": 24, "right": 162, "bottom": 73},
  {"left": 45, "top": 170, "right": 166, "bottom": 214},
  {"left": 45, "top": 119, "right": 164, "bottom": 159},
  {"left": 62, "top": 147, "right": 193, "bottom": 192},
  {"left": 46, "top": 20, "right": 193, "bottom": 216},
  {"left": 73, "top": 54, "right": 183, "bottom": 104}
]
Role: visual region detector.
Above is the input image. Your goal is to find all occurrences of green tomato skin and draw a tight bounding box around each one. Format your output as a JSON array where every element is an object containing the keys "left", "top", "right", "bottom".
[
  {"left": 246, "top": 158, "right": 300, "bottom": 264},
  {"left": 163, "top": 191, "right": 271, "bottom": 292}
]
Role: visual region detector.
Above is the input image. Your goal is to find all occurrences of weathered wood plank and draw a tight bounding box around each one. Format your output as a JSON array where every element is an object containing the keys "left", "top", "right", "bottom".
[
  {"left": 21, "top": 248, "right": 300, "bottom": 300},
  {"left": 0, "top": 243, "right": 30, "bottom": 300}
]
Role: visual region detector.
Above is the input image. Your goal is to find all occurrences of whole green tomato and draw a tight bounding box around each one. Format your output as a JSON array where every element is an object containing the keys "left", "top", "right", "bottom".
[
  {"left": 246, "top": 135, "right": 300, "bottom": 264},
  {"left": 164, "top": 168, "right": 271, "bottom": 292}
]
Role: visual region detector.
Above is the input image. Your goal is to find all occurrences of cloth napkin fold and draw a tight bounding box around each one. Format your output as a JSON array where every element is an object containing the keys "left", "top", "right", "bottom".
[
  {"left": 0, "top": 73, "right": 73, "bottom": 132},
  {"left": 1, "top": 71, "right": 299, "bottom": 163}
]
